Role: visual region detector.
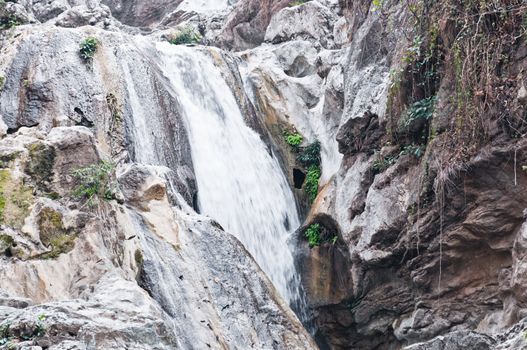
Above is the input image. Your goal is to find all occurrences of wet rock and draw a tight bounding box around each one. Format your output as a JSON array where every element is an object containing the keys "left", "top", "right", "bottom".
[
  {"left": 403, "top": 331, "right": 495, "bottom": 350},
  {"left": 217, "top": 0, "right": 291, "bottom": 50},
  {"left": 265, "top": 1, "right": 336, "bottom": 48}
]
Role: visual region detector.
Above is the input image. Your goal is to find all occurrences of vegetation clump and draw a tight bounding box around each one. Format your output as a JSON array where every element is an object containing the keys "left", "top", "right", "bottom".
[
  {"left": 0, "top": 314, "right": 46, "bottom": 347},
  {"left": 304, "top": 223, "right": 338, "bottom": 248},
  {"left": 72, "top": 161, "right": 117, "bottom": 205},
  {"left": 402, "top": 96, "right": 437, "bottom": 129},
  {"left": 284, "top": 131, "right": 303, "bottom": 149},
  {"left": 305, "top": 165, "right": 321, "bottom": 202},
  {"left": 297, "top": 140, "right": 321, "bottom": 167},
  {"left": 168, "top": 26, "right": 201, "bottom": 45},
  {"left": 38, "top": 208, "right": 76, "bottom": 259},
  {"left": 79, "top": 37, "right": 98, "bottom": 61},
  {"left": 25, "top": 142, "right": 56, "bottom": 194},
  {"left": 305, "top": 223, "right": 321, "bottom": 248},
  {"left": 0, "top": 169, "right": 34, "bottom": 228},
  {"left": 0, "top": 234, "right": 13, "bottom": 255}
]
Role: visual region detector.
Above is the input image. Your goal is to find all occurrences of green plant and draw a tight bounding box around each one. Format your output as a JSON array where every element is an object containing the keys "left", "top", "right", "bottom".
[
  {"left": 284, "top": 131, "right": 303, "bottom": 149},
  {"left": 72, "top": 161, "right": 117, "bottom": 205},
  {"left": 79, "top": 37, "right": 98, "bottom": 61},
  {"left": 0, "top": 76, "right": 4, "bottom": 90},
  {"left": 168, "top": 26, "right": 201, "bottom": 45},
  {"left": 297, "top": 140, "right": 321, "bottom": 167},
  {"left": 400, "top": 144, "right": 424, "bottom": 158},
  {"left": 305, "top": 223, "right": 321, "bottom": 248},
  {"left": 372, "top": 0, "right": 384, "bottom": 11},
  {"left": 0, "top": 323, "right": 10, "bottom": 346},
  {"left": 372, "top": 155, "right": 397, "bottom": 173},
  {"left": 404, "top": 96, "right": 437, "bottom": 128},
  {"left": 305, "top": 165, "right": 321, "bottom": 202},
  {"left": 0, "top": 14, "right": 19, "bottom": 30}
]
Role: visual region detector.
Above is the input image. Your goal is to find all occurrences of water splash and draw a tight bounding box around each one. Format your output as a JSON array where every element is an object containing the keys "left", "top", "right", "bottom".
[{"left": 154, "top": 43, "right": 302, "bottom": 305}]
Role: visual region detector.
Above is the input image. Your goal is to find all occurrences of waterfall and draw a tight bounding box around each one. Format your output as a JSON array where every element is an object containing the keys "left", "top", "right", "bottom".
[{"left": 153, "top": 43, "right": 302, "bottom": 305}]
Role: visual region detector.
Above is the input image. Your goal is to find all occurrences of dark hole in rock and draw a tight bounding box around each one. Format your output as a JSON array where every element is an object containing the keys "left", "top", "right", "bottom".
[{"left": 293, "top": 168, "right": 306, "bottom": 189}]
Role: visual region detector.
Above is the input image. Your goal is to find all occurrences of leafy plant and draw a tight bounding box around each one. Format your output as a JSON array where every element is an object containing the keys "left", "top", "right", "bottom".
[
  {"left": 0, "top": 323, "right": 9, "bottom": 346},
  {"left": 284, "top": 131, "right": 303, "bottom": 149},
  {"left": 400, "top": 144, "right": 424, "bottom": 158},
  {"left": 305, "top": 165, "right": 321, "bottom": 202},
  {"left": 72, "top": 161, "right": 117, "bottom": 205},
  {"left": 305, "top": 223, "right": 321, "bottom": 248},
  {"left": 0, "top": 14, "right": 19, "bottom": 30},
  {"left": 372, "top": 154, "right": 397, "bottom": 173},
  {"left": 297, "top": 140, "right": 321, "bottom": 167},
  {"left": 79, "top": 37, "right": 98, "bottom": 61},
  {"left": 404, "top": 96, "right": 437, "bottom": 128},
  {"left": 169, "top": 26, "right": 201, "bottom": 45}
]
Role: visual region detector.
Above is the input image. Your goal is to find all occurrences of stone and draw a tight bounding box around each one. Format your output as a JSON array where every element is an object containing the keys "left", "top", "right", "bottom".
[{"left": 265, "top": 1, "right": 336, "bottom": 48}]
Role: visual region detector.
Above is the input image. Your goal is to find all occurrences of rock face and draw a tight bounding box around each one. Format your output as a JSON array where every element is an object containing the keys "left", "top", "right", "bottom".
[
  {"left": 2, "top": 0, "right": 527, "bottom": 349},
  {"left": 0, "top": 2, "right": 317, "bottom": 349},
  {"left": 275, "top": 0, "right": 527, "bottom": 349}
]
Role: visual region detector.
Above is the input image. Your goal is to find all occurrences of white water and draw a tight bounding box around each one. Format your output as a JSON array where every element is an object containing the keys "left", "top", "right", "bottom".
[{"left": 154, "top": 43, "right": 302, "bottom": 304}]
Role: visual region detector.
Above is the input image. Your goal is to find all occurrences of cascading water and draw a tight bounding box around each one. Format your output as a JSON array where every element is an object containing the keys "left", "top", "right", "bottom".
[{"left": 153, "top": 42, "right": 303, "bottom": 306}]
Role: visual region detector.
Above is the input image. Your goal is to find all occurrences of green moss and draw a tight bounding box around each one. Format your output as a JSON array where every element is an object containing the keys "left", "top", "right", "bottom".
[
  {"left": 0, "top": 151, "right": 21, "bottom": 168},
  {"left": 0, "top": 169, "right": 33, "bottom": 228},
  {"left": 25, "top": 142, "right": 55, "bottom": 193},
  {"left": 38, "top": 208, "right": 76, "bottom": 259},
  {"left": 168, "top": 26, "right": 201, "bottom": 45},
  {"left": 134, "top": 249, "right": 144, "bottom": 266},
  {"left": 0, "top": 76, "right": 4, "bottom": 90},
  {"left": 0, "top": 234, "right": 13, "bottom": 254}
]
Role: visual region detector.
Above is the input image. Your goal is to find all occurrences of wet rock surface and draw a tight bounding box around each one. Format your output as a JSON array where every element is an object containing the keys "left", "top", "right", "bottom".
[
  {"left": 2, "top": 0, "right": 527, "bottom": 349},
  {"left": 0, "top": 2, "right": 317, "bottom": 348}
]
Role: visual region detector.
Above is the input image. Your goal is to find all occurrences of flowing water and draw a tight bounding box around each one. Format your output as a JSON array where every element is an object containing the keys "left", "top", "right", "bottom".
[{"left": 152, "top": 43, "right": 303, "bottom": 306}]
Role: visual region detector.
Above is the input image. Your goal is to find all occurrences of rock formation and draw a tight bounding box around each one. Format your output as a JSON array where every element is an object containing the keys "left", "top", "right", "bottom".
[{"left": 1, "top": 0, "right": 527, "bottom": 349}]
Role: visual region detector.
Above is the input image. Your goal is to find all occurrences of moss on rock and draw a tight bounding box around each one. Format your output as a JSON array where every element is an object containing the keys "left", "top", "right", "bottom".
[
  {"left": 0, "top": 234, "right": 13, "bottom": 254},
  {"left": 25, "top": 142, "right": 56, "bottom": 193},
  {"left": 38, "top": 207, "right": 76, "bottom": 259},
  {"left": 0, "top": 169, "right": 34, "bottom": 228}
]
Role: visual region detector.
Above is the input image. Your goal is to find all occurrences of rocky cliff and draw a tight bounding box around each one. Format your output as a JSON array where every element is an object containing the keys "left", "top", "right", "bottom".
[{"left": 1, "top": 0, "right": 527, "bottom": 350}]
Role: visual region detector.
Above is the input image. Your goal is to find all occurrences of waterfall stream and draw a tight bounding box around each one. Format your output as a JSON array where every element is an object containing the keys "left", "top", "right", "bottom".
[{"left": 150, "top": 43, "right": 303, "bottom": 306}]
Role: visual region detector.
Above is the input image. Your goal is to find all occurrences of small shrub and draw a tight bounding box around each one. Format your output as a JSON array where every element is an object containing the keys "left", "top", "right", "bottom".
[
  {"left": 168, "top": 26, "right": 201, "bottom": 45},
  {"left": 404, "top": 96, "right": 437, "bottom": 128},
  {"left": 297, "top": 140, "right": 321, "bottom": 167},
  {"left": 79, "top": 37, "right": 98, "bottom": 61},
  {"left": 400, "top": 144, "right": 424, "bottom": 158},
  {"left": 372, "top": 155, "right": 397, "bottom": 173},
  {"left": 305, "top": 223, "right": 321, "bottom": 248},
  {"left": 0, "top": 14, "right": 20, "bottom": 30},
  {"left": 72, "top": 161, "right": 117, "bottom": 205},
  {"left": 305, "top": 165, "right": 321, "bottom": 202},
  {"left": 284, "top": 130, "right": 303, "bottom": 149}
]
